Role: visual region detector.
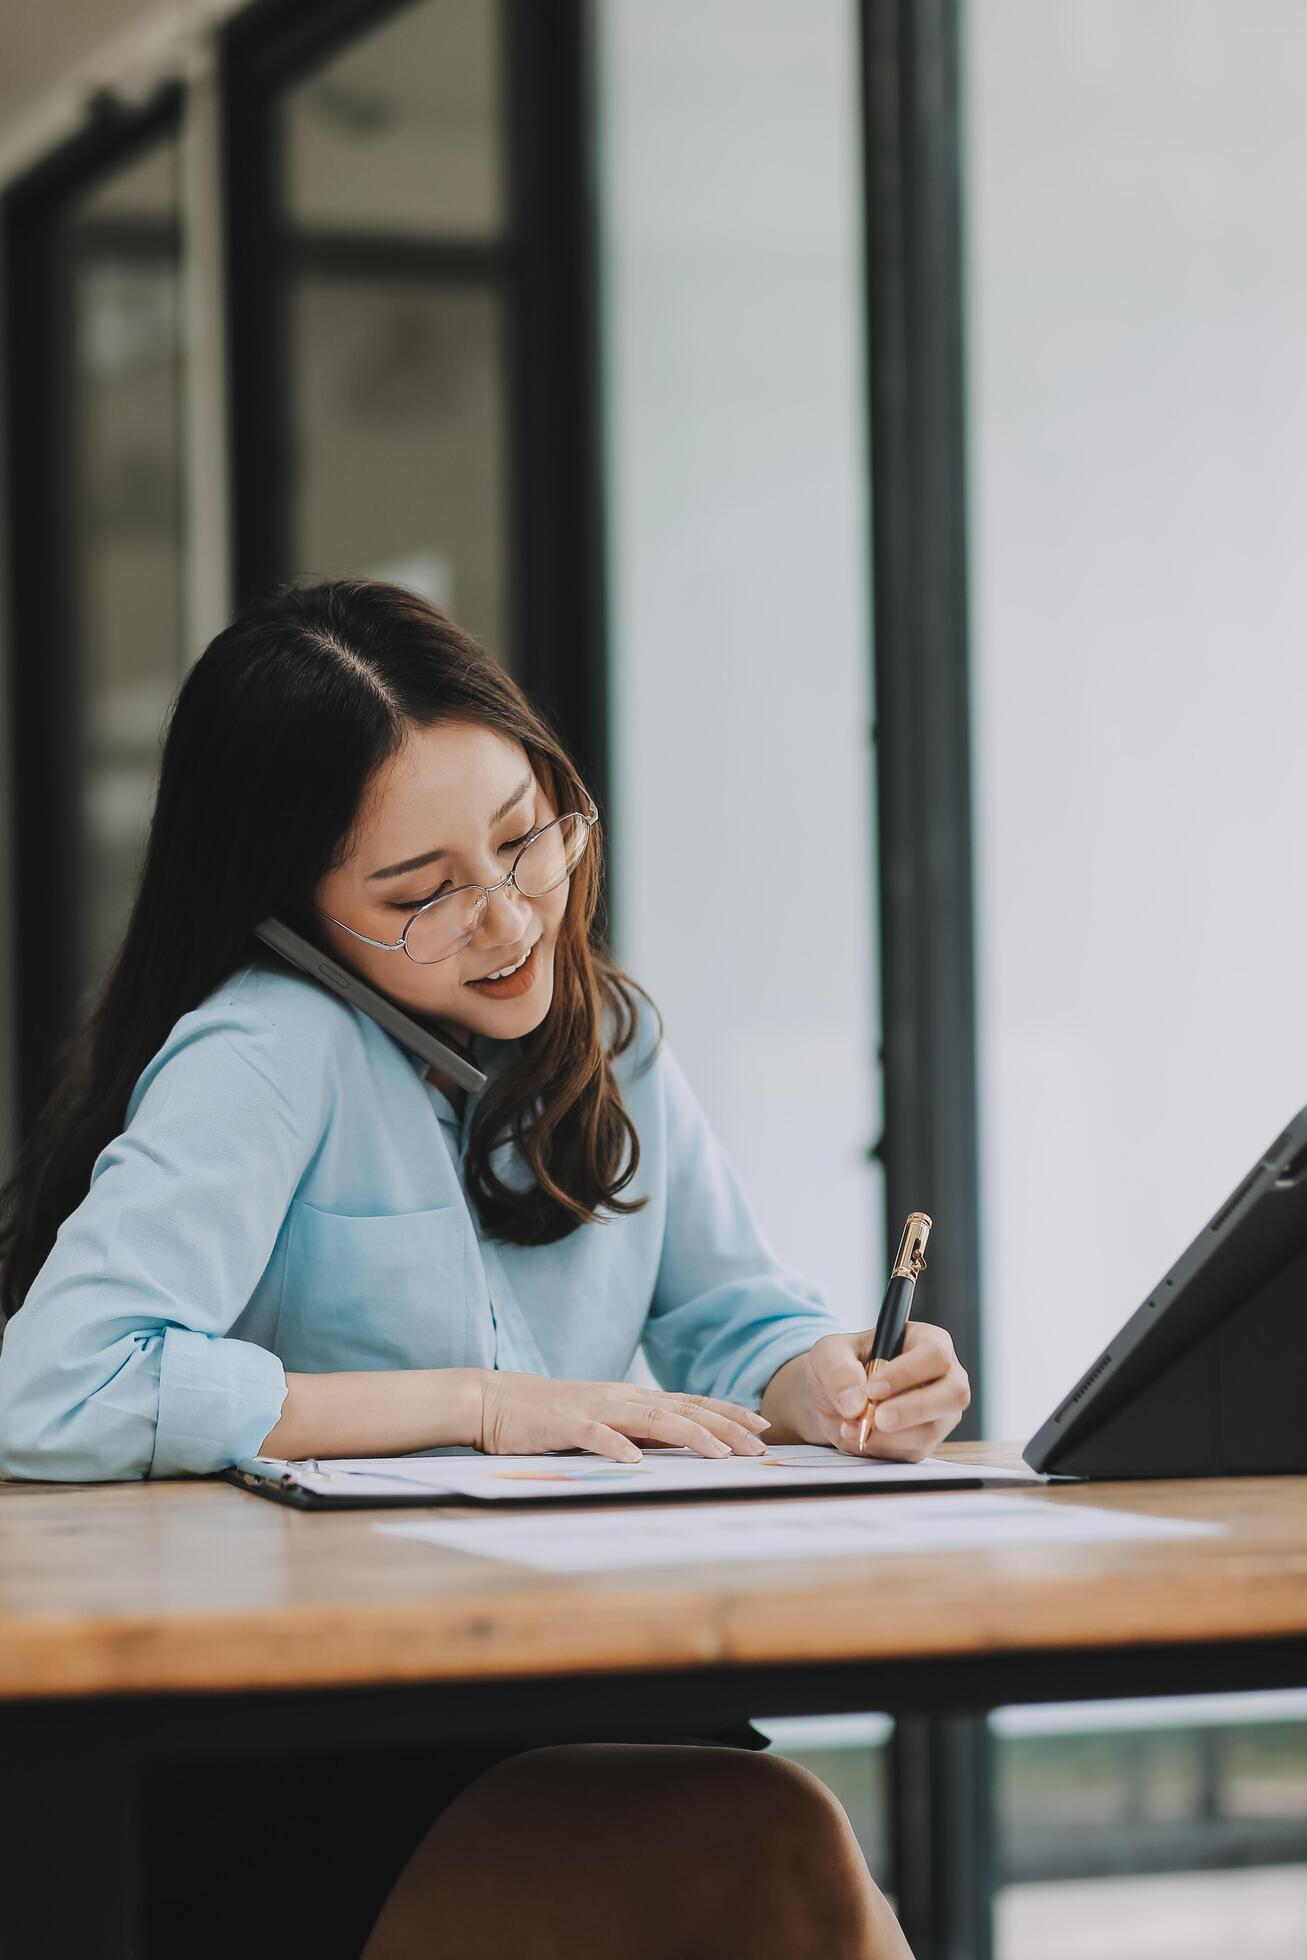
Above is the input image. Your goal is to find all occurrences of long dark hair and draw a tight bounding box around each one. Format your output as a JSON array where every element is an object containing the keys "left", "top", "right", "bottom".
[{"left": 0, "top": 577, "right": 663, "bottom": 1324}]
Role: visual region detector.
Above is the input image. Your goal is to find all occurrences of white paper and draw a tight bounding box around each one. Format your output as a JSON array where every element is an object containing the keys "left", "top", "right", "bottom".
[
  {"left": 374, "top": 1492, "right": 1224, "bottom": 1573},
  {"left": 238, "top": 1442, "right": 1053, "bottom": 1504}
]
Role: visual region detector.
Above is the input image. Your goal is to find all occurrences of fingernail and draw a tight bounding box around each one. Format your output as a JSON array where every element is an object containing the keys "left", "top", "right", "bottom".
[
  {"left": 877, "top": 1407, "right": 898, "bottom": 1429},
  {"left": 746, "top": 1413, "right": 771, "bottom": 1428},
  {"left": 837, "top": 1388, "right": 865, "bottom": 1416},
  {"left": 866, "top": 1378, "right": 890, "bottom": 1398}
]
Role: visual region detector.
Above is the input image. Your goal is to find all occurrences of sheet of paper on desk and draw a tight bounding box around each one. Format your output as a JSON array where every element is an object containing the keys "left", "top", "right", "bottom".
[
  {"left": 265, "top": 1443, "right": 1051, "bottom": 1503},
  {"left": 374, "top": 1494, "right": 1225, "bottom": 1574}
]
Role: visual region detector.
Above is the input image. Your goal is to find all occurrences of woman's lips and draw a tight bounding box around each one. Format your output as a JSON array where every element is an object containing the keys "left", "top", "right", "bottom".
[{"left": 464, "top": 937, "right": 542, "bottom": 996}]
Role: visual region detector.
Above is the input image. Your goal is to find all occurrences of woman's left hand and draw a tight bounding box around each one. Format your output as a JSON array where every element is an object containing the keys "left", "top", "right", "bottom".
[{"left": 770, "top": 1321, "right": 971, "bottom": 1462}]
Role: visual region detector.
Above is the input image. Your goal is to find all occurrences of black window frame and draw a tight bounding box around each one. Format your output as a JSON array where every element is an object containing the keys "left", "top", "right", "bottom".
[
  {"left": 860, "top": 3, "right": 992, "bottom": 1955},
  {"left": 2, "top": 83, "right": 187, "bottom": 1132}
]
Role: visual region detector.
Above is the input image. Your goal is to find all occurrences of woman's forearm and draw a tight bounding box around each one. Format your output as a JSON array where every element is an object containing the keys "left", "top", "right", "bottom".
[{"left": 255, "top": 1367, "right": 485, "bottom": 1460}]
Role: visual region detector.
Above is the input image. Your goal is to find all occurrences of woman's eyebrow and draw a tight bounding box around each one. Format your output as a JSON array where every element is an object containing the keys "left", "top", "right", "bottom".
[{"left": 367, "top": 776, "right": 534, "bottom": 882}]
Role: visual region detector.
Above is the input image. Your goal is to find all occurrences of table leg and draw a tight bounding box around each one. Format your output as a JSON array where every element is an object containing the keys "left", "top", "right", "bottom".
[{"left": 890, "top": 1712, "right": 995, "bottom": 1960}]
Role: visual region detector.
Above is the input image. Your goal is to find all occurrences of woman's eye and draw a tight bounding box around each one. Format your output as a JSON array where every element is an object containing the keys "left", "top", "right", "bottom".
[{"left": 387, "top": 831, "right": 537, "bottom": 911}]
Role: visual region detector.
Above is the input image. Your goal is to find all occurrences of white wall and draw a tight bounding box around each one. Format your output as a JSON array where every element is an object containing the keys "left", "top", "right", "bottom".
[
  {"left": 597, "top": 0, "right": 883, "bottom": 1349},
  {"left": 963, "top": 0, "right": 1307, "bottom": 1440}
]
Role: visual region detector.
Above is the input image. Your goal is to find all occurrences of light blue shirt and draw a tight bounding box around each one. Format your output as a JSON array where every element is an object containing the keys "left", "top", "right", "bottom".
[{"left": 0, "top": 956, "right": 845, "bottom": 1481}]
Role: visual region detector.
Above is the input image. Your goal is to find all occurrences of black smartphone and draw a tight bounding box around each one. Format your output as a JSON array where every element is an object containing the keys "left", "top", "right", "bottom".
[{"left": 253, "top": 915, "right": 487, "bottom": 1091}]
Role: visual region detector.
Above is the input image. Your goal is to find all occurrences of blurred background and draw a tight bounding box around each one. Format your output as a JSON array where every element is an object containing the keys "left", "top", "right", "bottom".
[{"left": 1, "top": 1, "right": 1305, "bottom": 1955}]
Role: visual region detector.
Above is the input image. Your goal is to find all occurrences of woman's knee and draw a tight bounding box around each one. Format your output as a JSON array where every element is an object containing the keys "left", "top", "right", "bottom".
[
  {"left": 494, "top": 1743, "right": 905, "bottom": 1960},
  {"left": 359, "top": 1740, "right": 910, "bottom": 1960},
  {"left": 714, "top": 1751, "right": 908, "bottom": 1959}
]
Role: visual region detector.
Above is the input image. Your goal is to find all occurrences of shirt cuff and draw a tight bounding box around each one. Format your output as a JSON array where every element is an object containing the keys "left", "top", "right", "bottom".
[
  {"left": 715, "top": 1318, "right": 849, "bottom": 1412},
  {"left": 149, "top": 1326, "right": 289, "bottom": 1478}
]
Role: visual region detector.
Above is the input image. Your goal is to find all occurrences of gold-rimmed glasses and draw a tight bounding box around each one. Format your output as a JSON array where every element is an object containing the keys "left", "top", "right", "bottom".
[{"left": 313, "top": 794, "right": 599, "bottom": 966}]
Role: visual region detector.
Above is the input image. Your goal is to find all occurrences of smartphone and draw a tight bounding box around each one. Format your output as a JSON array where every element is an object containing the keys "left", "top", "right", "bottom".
[{"left": 253, "top": 915, "right": 488, "bottom": 1091}]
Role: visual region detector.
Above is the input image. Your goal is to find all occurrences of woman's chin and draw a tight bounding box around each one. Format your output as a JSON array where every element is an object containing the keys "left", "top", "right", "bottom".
[
  {"left": 412, "top": 944, "right": 554, "bottom": 1042},
  {"left": 464, "top": 961, "right": 552, "bottom": 1032}
]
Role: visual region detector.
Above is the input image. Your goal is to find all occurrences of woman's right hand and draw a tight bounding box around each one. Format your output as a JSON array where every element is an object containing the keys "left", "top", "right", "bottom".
[{"left": 475, "top": 1370, "right": 771, "bottom": 1462}]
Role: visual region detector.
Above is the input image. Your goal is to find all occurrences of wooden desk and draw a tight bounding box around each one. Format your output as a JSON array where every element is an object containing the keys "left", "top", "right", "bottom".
[{"left": 3, "top": 1442, "right": 1306, "bottom": 1957}]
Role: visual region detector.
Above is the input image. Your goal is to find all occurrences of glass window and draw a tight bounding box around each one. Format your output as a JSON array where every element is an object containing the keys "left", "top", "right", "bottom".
[
  {"left": 277, "top": 0, "right": 512, "bottom": 661},
  {"left": 596, "top": 0, "right": 882, "bottom": 1373},
  {"left": 964, "top": 3, "right": 1307, "bottom": 1951},
  {"left": 282, "top": 0, "right": 504, "bottom": 239},
  {"left": 992, "top": 1696, "right": 1307, "bottom": 1958},
  {"left": 289, "top": 278, "right": 508, "bottom": 650},
  {"left": 60, "top": 132, "right": 187, "bottom": 1003},
  {"left": 962, "top": 0, "right": 1307, "bottom": 1454}
]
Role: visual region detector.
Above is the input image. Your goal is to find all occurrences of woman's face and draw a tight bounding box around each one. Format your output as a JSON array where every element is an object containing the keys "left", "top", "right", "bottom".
[{"left": 312, "top": 722, "right": 569, "bottom": 1051}]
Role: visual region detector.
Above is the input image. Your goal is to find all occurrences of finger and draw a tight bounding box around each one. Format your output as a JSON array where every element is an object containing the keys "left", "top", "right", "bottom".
[
  {"left": 618, "top": 1402, "right": 744, "bottom": 1459},
  {"left": 861, "top": 1388, "right": 951, "bottom": 1435},
  {"left": 867, "top": 1371, "right": 969, "bottom": 1434},
  {"left": 666, "top": 1399, "right": 768, "bottom": 1452},
  {"left": 864, "top": 1425, "right": 938, "bottom": 1463},
  {"left": 608, "top": 1387, "right": 770, "bottom": 1431},
  {"left": 633, "top": 1406, "right": 766, "bottom": 1454},
  {"left": 612, "top": 1389, "right": 770, "bottom": 1445},
  {"left": 680, "top": 1394, "right": 772, "bottom": 1431},
  {"left": 607, "top": 1387, "right": 772, "bottom": 1434},
  {"left": 806, "top": 1333, "right": 880, "bottom": 1420},
  {"left": 572, "top": 1417, "right": 645, "bottom": 1464},
  {"left": 862, "top": 1324, "right": 956, "bottom": 1403},
  {"left": 837, "top": 1416, "right": 944, "bottom": 1462},
  {"left": 806, "top": 1323, "right": 956, "bottom": 1417}
]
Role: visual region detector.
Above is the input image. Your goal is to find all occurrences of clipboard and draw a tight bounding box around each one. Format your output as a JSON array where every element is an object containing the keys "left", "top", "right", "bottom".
[{"left": 222, "top": 1445, "right": 1054, "bottom": 1512}]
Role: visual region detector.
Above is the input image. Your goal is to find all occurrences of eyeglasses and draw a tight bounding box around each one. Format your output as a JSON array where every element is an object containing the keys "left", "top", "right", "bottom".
[{"left": 314, "top": 794, "right": 599, "bottom": 966}]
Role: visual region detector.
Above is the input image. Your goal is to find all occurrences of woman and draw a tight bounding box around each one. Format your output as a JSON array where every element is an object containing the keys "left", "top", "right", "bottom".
[{"left": 0, "top": 579, "right": 969, "bottom": 1958}]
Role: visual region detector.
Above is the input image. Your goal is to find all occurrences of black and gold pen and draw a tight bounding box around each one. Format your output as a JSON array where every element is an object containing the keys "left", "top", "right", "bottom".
[{"left": 857, "top": 1211, "right": 933, "bottom": 1452}]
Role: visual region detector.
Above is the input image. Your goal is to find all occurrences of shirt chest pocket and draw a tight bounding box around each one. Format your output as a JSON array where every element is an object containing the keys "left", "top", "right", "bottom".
[{"left": 277, "top": 1198, "right": 470, "bottom": 1373}]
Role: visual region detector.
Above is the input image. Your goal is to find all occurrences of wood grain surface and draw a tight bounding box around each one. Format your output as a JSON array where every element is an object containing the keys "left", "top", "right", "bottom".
[{"left": 2, "top": 1442, "right": 1305, "bottom": 1701}]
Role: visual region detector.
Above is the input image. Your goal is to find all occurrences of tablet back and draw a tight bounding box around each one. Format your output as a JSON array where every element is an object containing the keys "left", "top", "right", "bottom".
[{"left": 1024, "top": 1105, "right": 1307, "bottom": 1477}]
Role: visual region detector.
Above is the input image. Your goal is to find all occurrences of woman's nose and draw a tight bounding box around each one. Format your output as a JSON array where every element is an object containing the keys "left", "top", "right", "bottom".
[{"left": 483, "top": 878, "right": 532, "bottom": 934}]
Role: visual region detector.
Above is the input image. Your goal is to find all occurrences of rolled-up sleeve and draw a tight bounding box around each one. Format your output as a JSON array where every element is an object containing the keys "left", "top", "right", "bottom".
[
  {"left": 640, "top": 1036, "right": 848, "bottom": 1411},
  {"left": 0, "top": 998, "right": 326, "bottom": 1482}
]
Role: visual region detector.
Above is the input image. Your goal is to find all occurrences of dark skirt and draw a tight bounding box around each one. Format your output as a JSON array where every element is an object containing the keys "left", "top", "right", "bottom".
[{"left": 140, "top": 1721, "right": 772, "bottom": 1960}]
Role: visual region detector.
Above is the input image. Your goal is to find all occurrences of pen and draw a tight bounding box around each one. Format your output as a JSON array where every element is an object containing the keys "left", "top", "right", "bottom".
[{"left": 857, "top": 1211, "right": 933, "bottom": 1452}]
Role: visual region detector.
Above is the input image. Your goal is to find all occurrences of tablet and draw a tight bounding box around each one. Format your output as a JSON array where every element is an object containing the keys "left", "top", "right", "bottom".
[{"left": 1023, "top": 1103, "right": 1307, "bottom": 1477}]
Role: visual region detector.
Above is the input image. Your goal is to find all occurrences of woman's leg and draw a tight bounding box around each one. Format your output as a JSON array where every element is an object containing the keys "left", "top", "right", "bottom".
[{"left": 359, "top": 1741, "right": 914, "bottom": 1960}]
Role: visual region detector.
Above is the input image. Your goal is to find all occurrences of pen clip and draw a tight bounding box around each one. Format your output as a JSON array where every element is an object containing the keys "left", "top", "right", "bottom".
[{"left": 891, "top": 1211, "right": 933, "bottom": 1282}]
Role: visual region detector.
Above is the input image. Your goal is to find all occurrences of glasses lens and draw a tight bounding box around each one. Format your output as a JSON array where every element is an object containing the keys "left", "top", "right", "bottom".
[
  {"left": 514, "top": 814, "right": 589, "bottom": 898},
  {"left": 404, "top": 889, "right": 484, "bottom": 964},
  {"left": 400, "top": 816, "right": 590, "bottom": 962}
]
